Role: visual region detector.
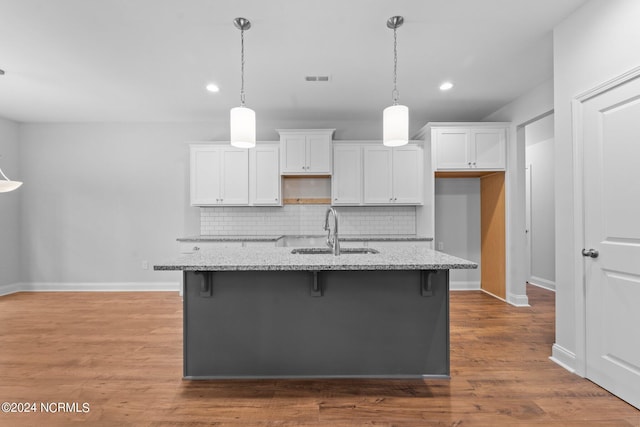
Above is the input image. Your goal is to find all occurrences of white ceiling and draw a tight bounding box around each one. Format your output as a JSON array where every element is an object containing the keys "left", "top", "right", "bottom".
[{"left": 0, "top": 0, "right": 586, "bottom": 134}]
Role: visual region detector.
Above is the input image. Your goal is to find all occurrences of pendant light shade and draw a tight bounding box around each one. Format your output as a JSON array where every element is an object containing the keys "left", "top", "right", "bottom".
[
  {"left": 0, "top": 166, "right": 22, "bottom": 193},
  {"left": 383, "top": 16, "right": 408, "bottom": 147},
  {"left": 383, "top": 104, "right": 408, "bottom": 147},
  {"left": 230, "top": 106, "right": 256, "bottom": 148},
  {"left": 230, "top": 17, "right": 256, "bottom": 149}
]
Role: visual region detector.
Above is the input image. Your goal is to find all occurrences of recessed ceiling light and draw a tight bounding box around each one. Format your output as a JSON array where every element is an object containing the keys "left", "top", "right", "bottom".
[
  {"left": 206, "top": 83, "right": 220, "bottom": 93},
  {"left": 439, "top": 81, "right": 454, "bottom": 91}
]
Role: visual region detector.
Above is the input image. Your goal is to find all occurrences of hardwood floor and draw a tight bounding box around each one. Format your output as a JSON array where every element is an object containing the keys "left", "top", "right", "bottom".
[{"left": 0, "top": 285, "right": 638, "bottom": 426}]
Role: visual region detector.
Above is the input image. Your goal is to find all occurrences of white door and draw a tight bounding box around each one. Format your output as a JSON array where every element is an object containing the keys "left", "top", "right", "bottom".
[
  {"left": 434, "top": 129, "right": 470, "bottom": 170},
  {"left": 332, "top": 145, "right": 362, "bottom": 205},
  {"left": 392, "top": 146, "right": 423, "bottom": 204},
  {"left": 525, "top": 164, "right": 532, "bottom": 282},
  {"left": 582, "top": 73, "right": 640, "bottom": 408},
  {"left": 472, "top": 129, "right": 506, "bottom": 169},
  {"left": 250, "top": 146, "right": 280, "bottom": 205},
  {"left": 307, "top": 134, "right": 332, "bottom": 174},
  {"left": 190, "top": 146, "right": 221, "bottom": 205},
  {"left": 220, "top": 148, "right": 249, "bottom": 205},
  {"left": 363, "top": 146, "right": 393, "bottom": 204},
  {"left": 280, "top": 135, "right": 307, "bottom": 173}
]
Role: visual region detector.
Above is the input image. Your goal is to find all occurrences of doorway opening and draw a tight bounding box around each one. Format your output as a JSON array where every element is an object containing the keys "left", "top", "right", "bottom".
[{"left": 524, "top": 113, "right": 555, "bottom": 291}]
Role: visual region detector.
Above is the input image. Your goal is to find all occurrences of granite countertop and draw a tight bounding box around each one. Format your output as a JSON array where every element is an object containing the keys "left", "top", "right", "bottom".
[
  {"left": 178, "top": 234, "right": 433, "bottom": 242},
  {"left": 154, "top": 246, "right": 476, "bottom": 272}
]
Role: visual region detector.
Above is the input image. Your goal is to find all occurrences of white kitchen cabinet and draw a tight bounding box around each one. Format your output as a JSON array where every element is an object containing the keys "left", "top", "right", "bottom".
[
  {"left": 331, "top": 144, "right": 362, "bottom": 205},
  {"left": 250, "top": 145, "right": 281, "bottom": 205},
  {"left": 363, "top": 145, "right": 423, "bottom": 205},
  {"left": 190, "top": 145, "right": 249, "bottom": 206},
  {"left": 392, "top": 146, "right": 423, "bottom": 204},
  {"left": 278, "top": 129, "right": 334, "bottom": 174},
  {"left": 433, "top": 127, "right": 506, "bottom": 170}
]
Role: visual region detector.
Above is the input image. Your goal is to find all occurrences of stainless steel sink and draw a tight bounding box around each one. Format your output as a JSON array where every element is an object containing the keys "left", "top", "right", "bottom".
[
  {"left": 291, "top": 247, "right": 379, "bottom": 255},
  {"left": 276, "top": 235, "right": 328, "bottom": 247}
]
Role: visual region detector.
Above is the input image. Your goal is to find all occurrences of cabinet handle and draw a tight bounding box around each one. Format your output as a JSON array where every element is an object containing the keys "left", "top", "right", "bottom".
[
  {"left": 193, "top": 246, "right": 200, "bottom": 251},
  {"left": 468, "top": 162, "right": 472, "bottom": 166},
  {"left": 275, "top": 198, "right": 278, "bottom": 201},
  {"left": 472, "top": 162, "right": 476, "bottom": 166}
]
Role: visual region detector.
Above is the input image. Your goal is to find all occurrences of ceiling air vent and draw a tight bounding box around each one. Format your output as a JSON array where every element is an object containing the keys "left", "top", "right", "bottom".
[{"left": 305, "top": 75, "right": 331, "bottom": 82}]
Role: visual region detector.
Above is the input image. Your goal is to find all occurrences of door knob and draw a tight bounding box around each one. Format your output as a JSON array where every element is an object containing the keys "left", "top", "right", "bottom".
[{"left": 582, "top": 248, "right": 599, "bottom": 258}]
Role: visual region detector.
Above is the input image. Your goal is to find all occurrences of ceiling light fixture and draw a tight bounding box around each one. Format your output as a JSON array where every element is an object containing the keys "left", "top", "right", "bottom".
[
  {"left": 0, "top": 161, "right": 22, "bottom": 193},
  {"left": 440, "top": 81, "right": 454, "bottom": 91},
  {"left": 383, "top": 16, "right": 408, "bottom": 147},
  {"left": 206, "top": 83, "right": 220, "bottom": 93},
  {"left": 230, "top": 17, "right": 255, "bottom": 149}
]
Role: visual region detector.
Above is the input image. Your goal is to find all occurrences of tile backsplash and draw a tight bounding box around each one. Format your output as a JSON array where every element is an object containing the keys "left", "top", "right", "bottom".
[{"left": 201, "top": 205, "right": 416, "bottom": 236}]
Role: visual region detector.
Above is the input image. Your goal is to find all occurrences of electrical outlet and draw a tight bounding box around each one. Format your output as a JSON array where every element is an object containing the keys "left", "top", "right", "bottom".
[
  {"left": 141, "top": 260, "right": 149, "bottom": 270},
  {"left": 437, "top": 242, "right": 444, "bottom": 251}
]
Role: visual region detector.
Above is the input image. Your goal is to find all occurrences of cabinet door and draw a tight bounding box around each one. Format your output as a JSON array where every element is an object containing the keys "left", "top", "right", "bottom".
[
  {"left": 190, "top": 146, "right": 221, "bottom": 205},
  {"left": 363, "top": 146, "right": 393, "bottom": 204},
  {"left": 392, "top": 146, "right": 423, "bottom": 204},
  {"left": 280, "top": 135, "right": 307, "bottom": 173},
  {"left": 220, "top": 148, "right": 249, "bottom": 205},
  {"left": 307, "top": 134, "right": 332, "bottom": 173},
  {"left": 332, "top": 145, "right": 362, "bottom": 205},
  {"left": 250, "top": 146, "right": 281, "bottom": 205},
  {"left": 434, "top": 129, "right": 471, "bottom": 170},
  {"left": 471, "top": 129, "right": 505, "bottom": 169}
]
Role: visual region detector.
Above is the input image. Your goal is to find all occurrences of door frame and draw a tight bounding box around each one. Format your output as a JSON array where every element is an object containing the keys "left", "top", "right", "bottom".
[{"left": 571, "top": 65, "right": 640, "bottom": 378}]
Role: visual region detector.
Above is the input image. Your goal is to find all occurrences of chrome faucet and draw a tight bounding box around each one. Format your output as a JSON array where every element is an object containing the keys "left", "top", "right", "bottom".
[{"left": 323, "top": 207, "right": 340, "bottom": 256}]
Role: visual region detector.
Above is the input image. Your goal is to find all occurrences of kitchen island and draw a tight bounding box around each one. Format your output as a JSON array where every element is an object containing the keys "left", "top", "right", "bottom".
[{"left": 155, "top": 246, "right": 476, "bottom": 379}]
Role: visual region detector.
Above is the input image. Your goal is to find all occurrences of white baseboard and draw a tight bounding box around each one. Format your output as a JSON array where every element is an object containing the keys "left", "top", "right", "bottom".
[
  {"left": 0, "top": 282, "right": 23, "bottom": 297},
  {"left": 528, "top": 276, "right": 556, "bottom": 291},
  {"left": 3, "top": 282, "right": 180, "bottom": 293},
  {"left": 450, "top": 281, "right": 481, "bottom": 291},
  {"left": 507, "top": 292, "right": 530, "bottom": 307},
  {"left": 550, "top": 343, "right": 577, "bottom": 374}
]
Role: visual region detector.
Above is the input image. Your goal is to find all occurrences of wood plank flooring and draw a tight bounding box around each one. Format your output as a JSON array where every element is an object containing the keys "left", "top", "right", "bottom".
[{"left": 0, "top": 285, "right": 638, "bottom": 426}]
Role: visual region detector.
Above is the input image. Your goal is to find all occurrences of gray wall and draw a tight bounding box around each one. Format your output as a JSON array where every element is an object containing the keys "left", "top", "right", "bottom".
[
  {"left": 525, "top": 114, "right": 555, "bottom": 289},
  {"left": 434, "top": 178, "right": 481, "bottom": 288},
  {"left": 13, "top": 118, "right": 387, "bottom": 286},
  {"left": 0, "top": 117, "right": 21, "bottom": 290},
  {"left": 17, "top": 123, "right": 207, "bottom": 284}
]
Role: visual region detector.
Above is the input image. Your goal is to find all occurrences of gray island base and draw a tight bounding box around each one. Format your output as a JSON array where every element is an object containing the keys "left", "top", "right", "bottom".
[{"left": 155, "top": 246, "right": 477, "bottom": 380}]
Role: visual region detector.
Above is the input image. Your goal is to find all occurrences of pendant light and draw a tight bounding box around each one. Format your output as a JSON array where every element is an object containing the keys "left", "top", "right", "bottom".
[
  {"left": 383, "top": 16, "right": 408, "bottom": 147},
  {"left": 0, "top": 165, "right": 22, "bottom": 193},
  {"left": 230, "top": 17, "right": 256, "bottom": 149}
]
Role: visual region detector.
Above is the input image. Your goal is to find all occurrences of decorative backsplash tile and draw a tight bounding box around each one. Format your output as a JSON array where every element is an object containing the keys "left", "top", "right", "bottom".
[{"left": 201, "top": 205, "right": 416, "bottom": 236}]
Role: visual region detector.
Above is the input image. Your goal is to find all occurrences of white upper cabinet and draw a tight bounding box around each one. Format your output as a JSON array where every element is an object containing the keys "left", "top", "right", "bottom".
[
  {"left": 190, "top": 145, "right": 249, "bottom": 206},
  {"left": 392, "top": 146, "right": 423, "bottom": 204},
  {"left": 332, "top": 144, "right": 363, "bottom": 205},
  {"left": 278, "top": 129, "right": 334, "bottom": 174},
  {"left": 250, "top": 145, "right": 281, "bottom": 205},
  {"left": 433, "top": 126, "right": 506, "bottom": 170},
  {"left": 362, "top": 144, "right": 423, "bottom": 205}
]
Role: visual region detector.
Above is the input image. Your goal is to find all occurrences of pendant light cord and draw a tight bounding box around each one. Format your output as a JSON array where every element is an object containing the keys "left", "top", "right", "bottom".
[
  {"left": 240, "top": 27, "right": 246, "bottom": 107},
  {"left": 392, "top": 26, "right": 399, "bottom": 105}
]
